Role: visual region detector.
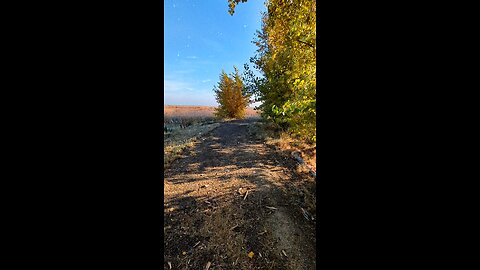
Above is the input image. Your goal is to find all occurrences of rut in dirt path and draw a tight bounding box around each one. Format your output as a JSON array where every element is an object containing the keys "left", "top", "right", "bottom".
[{"left": 164, "top": 119, "right": 316, "bottom": 270}]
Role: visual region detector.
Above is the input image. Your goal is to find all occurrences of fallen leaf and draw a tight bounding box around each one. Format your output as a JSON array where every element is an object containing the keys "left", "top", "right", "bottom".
[
  {"left": 205, "top": 261, "right": 211, "bottom": 270},
  {"left": 248, "top": 251, "right": 254, "bottom": 259},
  {"left": 182, "top": 251, "right": 186, "bottom": 255},
  {"left": 168, "top": 261, "right": 172, "bottom": 269},
  {"left": 265, "top": 206, "right": 278, "bottom": 210},
  {"left": 282, "top": 250, "right": 287, "bottom": 257}
]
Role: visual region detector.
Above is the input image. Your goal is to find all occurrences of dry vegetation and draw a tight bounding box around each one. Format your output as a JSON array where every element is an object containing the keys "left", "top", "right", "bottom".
[
  {"left": 248, "top": 121, "right": 316, "bottom": 173},
  {"left": 164, "top": 123, "right": 221, "bottom": 169},
  {"left": 164, "top": 106, "right": 217, "bottom": 120},
  {"left": 164, "top": 105, "right": 259, "bottom": 121},
  {"left": 267, "top": 134, "right": 316, "bottom": 174},
  {"left": 164, "top": 106, "right": 260, "bottom": 169}
]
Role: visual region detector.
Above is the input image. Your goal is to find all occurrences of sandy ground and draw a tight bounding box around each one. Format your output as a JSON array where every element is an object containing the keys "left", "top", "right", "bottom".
[{"left": 164, "top": 119, "right": 316, "bottom": 269}]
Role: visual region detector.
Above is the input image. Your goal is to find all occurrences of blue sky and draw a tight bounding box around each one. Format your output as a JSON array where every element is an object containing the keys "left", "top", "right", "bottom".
[{"left": 164, "top": 0, "right": 266, "bottom": 106}]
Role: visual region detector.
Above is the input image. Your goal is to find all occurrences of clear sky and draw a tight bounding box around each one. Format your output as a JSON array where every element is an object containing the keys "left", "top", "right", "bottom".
[{"left": 164, "top": 0, "right": 266, "bottom": 106}]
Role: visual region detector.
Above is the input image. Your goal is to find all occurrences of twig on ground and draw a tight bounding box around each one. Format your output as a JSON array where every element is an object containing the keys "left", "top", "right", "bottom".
[{"left": 301, "top": 207, "right": 310, "bottom": 220}]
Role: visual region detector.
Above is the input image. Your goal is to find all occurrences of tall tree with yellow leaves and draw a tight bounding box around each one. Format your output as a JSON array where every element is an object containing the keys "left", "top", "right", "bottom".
[
  {"left": 214, "top": 67, "right": 250, "bottom": 119},
  {"left": 229, "top": 0, "right": 316, "bottom": 142}
]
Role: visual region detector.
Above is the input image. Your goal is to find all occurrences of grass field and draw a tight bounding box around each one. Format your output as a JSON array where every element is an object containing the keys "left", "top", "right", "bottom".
[{"left": 164, "top": 105, "right": 259, "bottom": 120}]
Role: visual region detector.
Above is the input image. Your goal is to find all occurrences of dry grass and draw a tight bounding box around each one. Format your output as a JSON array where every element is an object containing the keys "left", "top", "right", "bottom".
[
  {"left": 164, "top": 105, "right": 260, "bottom": 120},
  {"left": 164, "top": 122, "right": 221, "bottom": 169},
  {"left": 164, "top": 106, "right": 219, "bottom": 169},
  {"left": 246, "top": 121, "right": 317, "bottom": 218},
  {"left": 164, "top": 105, "right": 261, "bottom": 169},
  {"left": 164, "top": 105, "right": 217, "bottom": 120},
  {"left": 268, "top": 133, "right": 316, "bottom": 172},
  {"left": 248, "top": 122, "right": 316, "bottom": 172}
]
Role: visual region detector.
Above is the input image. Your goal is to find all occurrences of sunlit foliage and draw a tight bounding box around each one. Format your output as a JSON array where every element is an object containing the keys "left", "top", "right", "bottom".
[
  {"left": 214, "top": 67, "right": 250, "bottom": 119},
  {"left": 230, "top": 0, "right": 316, "bottom": 142}
]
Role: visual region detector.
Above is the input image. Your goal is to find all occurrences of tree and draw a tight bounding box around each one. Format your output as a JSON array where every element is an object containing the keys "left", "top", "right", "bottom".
[
  {"left": 229, "top": 0, "right": 316, "bottom": 142},
  {"left": 228, "top": 0, "right": 248, "bottom": 15},
  {"left": 214, "top": 67, "right": 250, "bottom": 119}
]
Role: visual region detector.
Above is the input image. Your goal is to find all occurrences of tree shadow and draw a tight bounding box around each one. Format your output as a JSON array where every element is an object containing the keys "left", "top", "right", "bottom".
[{"left": 163, "top": 119, "right": 316, "bottom": 269}]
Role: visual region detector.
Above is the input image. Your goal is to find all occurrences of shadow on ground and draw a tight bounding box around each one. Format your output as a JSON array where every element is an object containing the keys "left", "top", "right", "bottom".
[{"left": 164, "top": 119, "right": 316, "bottom": 270}]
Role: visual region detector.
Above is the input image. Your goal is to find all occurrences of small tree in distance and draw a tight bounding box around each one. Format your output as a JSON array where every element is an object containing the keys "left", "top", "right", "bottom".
[{"left": 214, "top": 66, "right": 250, "bottom": 119}]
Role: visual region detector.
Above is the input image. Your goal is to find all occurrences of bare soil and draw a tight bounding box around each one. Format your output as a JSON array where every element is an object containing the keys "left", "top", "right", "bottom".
[{"left": 164, "top": 119, "right": 316, "bottom": 269}]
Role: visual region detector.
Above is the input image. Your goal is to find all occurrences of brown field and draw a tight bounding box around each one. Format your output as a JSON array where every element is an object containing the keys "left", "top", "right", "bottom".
[{"left": 164, "top": 105, "right": 260, "bottom": 121}]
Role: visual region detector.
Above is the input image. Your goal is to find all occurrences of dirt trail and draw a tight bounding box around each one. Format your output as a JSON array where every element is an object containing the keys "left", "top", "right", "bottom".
[{"left": 164, "top": 119, "right": 316, "bottom": 270}]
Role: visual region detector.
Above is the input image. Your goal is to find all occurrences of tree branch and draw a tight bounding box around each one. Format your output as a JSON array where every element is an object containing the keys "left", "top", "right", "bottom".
[{"left": 297, "top": 39, "right": 315, "bottom": 49}]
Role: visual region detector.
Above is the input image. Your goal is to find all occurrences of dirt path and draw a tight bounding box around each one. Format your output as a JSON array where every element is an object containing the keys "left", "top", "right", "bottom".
[{"left": 164, "top": 119, "right": 316, "bottom": 270}]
